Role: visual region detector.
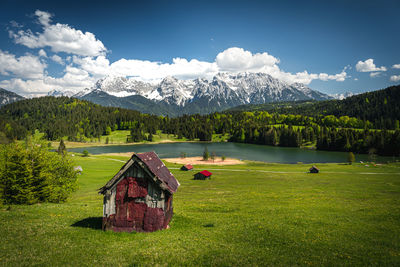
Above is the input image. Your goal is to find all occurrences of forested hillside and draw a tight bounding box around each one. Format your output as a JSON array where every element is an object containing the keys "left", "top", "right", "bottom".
[
  {"left": 0, "top": 97, "right": 161, "bottom": 141},
  {"left": 0, "top": 94, "right": 399, "bottom": 157},
  {"left": 227, "top": 85, "right": 400, "bottom": 129}
]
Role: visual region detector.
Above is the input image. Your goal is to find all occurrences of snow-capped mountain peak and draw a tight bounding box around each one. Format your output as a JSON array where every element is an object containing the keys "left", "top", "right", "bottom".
[{"left": 75, "top": 72, "right": 332, "bottom": 111}]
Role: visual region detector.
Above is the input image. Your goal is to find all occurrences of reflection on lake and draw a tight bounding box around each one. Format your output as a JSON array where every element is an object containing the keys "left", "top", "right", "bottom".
[{"left": 68, "top": 142, "right": 397, "bottom": 164}]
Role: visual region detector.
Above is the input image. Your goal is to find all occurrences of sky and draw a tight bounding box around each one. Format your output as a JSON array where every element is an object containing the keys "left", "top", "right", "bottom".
[{"left": 0, "top": 0, "right": 399, "bottom": 97}]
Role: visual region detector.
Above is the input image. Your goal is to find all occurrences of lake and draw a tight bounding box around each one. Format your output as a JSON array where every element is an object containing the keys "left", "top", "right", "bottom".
[{"left": 68, "top": 142, "right": 396, "bottom": 164}]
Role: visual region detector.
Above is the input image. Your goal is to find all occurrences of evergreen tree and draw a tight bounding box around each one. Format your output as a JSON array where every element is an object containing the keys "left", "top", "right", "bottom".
[
  {"left": 0, "top": 138, "right": 78, "bottom": 204},
  {"left": 57, "top": 139, "right": 67, "bottom": 156},
  {"left": 347, "top": 152, "right": 355, "bottom": 165},
  {"left": 148, "top": 132, "right": 153, "bottom": 142},
  {"left": 203, "top": 147, "right": 210, "bottom": 161}
]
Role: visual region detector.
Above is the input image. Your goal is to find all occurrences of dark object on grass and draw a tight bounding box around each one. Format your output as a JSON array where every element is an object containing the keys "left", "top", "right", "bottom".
[
  {"left": 99, "top": 152, "right": 180, "bottom": 232},
  {"left": 309, "top": 166, "right": 319, "bottom": 173},
  {"left": 181, "top": 164, "right": 193, "bottom": 171},
  {"left": 194, "top": 170, "right": 212, "bottom": 180},
  {"left": 71, "top": 217, "right": 102, "bottom": 230}
]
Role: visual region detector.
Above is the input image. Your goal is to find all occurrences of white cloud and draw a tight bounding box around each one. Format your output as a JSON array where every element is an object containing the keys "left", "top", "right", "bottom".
[
  {"left": 38, "top": 49, "right": 47, "bottom": 57},
  {"left": 390, "top": 75, "right": 400, "bottom": 82},
  {"left": 0, "top": 50, "right": 46, "bottom": 79},
  {"left": 10, "top": 10, "right": 107, "bottom": 57},
  {"left": 392, "top": 64, "right": 400, "bottom": 69},
  {"left": 35, "top": 9, "right": 52, "bottom": 27},
  {"left": 354, "top": 78, "right": 358, "bottom": 81},
  {"left": 73, "top": 55, "right": 110, "bottom": 78},
  {"left": 356, "top": 58, "right": 387, "bottom": 72},
  {"left": 51, "top": 54, "right": 64, "bottom": 65},
  {"left": 72, "top": 55, "right": 218, "bottom": 81},
  {"left": 0, "top": 78, "right": 55, "bottom": 96},
  {"left": 0, "top": 65, "right": 95, "bottom": 96},
  {"left": 370, "top": 72, "right": 381, "bottom": 78},
  {"left": 214, "top": 47, "right": 347, "bottom": 84},
  {"left": 216, "top": 47, "right": 279, "bottom": 72}
]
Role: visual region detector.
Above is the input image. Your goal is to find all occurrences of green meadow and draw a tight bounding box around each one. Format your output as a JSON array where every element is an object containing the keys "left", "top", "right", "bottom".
[{"left": 1, "top": 154, "right": 400, "bottom": 266}]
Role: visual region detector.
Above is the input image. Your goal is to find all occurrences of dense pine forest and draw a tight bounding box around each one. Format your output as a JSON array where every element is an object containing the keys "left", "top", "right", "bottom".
[
  {"left": 229, "top": 85, "right": 400, "bottom": 130},
  {"left": 0, "top": 85, "right": 399, "bottom": 157}
]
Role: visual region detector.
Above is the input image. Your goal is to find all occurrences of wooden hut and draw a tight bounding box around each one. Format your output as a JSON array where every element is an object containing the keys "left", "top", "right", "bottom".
[
  {"left": 181, "top": 164, "right": 193, "bottom": 171},
  {"left": 194, "top": 170, "right": 212, "bottom": 180},
  {"left": 309, "top": 165, "right": 319, "bottom": 173},
  {"left": 99, "top": 152, "right": 180, "bottom": 232}
]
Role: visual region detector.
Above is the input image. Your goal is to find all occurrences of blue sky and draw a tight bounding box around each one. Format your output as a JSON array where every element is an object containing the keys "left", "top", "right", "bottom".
[{"left": 0, "top": 0, "right": 399, "bottom": 97}]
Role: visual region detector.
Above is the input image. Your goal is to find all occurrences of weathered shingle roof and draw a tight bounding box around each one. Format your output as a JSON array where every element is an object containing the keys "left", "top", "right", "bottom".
[
  {"left": 99, "top": 151, "right": 179, "bottom": 194},
  {"left": 135, "top": 152, "right": 179, "bottom": 193}
]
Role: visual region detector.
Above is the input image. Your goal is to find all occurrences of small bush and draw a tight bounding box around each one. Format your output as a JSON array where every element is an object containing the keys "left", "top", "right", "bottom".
[
  {"left": 82, "top": 150, "right": 89, "bottom": 157},
  {"left": 348, "top": 152, "right": 355, "bottom": 165}
]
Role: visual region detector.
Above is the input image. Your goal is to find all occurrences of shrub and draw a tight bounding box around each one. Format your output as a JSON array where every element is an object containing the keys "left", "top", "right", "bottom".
[
  {"left": 82, "top": 150, "right": 89, "bottom": 157},
  {"left": 348, "top": 152, "right": 355, "bottom": 165},
  {"left": 203, "top": 147, "right": 209, "bottom": 161},
  {"left": 211, "top": 152, "right": 216, "bottom": 162},
  {"left": 0, "top": 137, "right": 78, "bottom": 204}
]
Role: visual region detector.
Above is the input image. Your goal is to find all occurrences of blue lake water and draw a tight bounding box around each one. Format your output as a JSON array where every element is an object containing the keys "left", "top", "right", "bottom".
[{"left": 68, "top": 142, "right": 396, "bottom": 164}]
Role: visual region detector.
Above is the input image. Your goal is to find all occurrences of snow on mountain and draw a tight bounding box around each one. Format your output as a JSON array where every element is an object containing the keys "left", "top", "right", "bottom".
[
  {"left": 329, "top": 92, "right": 355, "bottom": 100},
  {"left": 47, "top": 89, "right": 76, "bottom": 97},
  {"left": 75, "top": 72, "right": 331, "bottom": 110},
  {"left": 0, "top": 88, "right": 24, "bottom": 107},
  {"left": 90, "top": 75, "right": 156, "bottom": 98}
]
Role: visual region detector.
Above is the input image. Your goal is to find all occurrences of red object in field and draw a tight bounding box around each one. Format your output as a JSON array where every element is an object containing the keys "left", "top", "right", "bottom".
[
  {"left": 100, "top": 152, "right": 180, "bottom": 232},
  {"left": 181, "top": 164, "right": 193, "bottom": 171},
  {"left": 200, "top": 170, "right": 212, "bottom": 177}
]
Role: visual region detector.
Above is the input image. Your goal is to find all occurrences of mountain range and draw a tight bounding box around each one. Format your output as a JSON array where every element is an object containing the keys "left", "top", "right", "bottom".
[{"left": 52, "top": 72, "right": 332, "bottom": 116}]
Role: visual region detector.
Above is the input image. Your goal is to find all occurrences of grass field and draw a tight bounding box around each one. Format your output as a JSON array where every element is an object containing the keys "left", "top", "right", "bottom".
[
  {"left": 1, "top": 154, "right": 400, "bottom": 266},
  {"left": 50, "top": 130, "right": 229, "bottom": 149}
]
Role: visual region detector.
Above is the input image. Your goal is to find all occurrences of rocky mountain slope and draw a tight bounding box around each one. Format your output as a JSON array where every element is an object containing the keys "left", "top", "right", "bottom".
[
  {"left": 0, "top": 88, "right": 24, "bottom": 107},
  {"left": 74, "top": 72, "right": 332, "bottom": 116}
]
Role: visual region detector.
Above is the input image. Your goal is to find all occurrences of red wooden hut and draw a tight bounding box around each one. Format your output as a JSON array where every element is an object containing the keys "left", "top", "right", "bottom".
[
  {"left": 99, "top": 152, "right": 180, "bottom": 232},
  {"left": 194, "top": 170, "right": 212, "bottom": 180},
  {"left": 181, "top": 164, "right": 193, "bottom": 171}
]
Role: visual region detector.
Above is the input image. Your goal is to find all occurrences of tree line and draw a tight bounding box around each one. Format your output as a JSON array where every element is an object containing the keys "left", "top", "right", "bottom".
[{"left": 0, "top": 96, "right": 399, "bottom": 157}]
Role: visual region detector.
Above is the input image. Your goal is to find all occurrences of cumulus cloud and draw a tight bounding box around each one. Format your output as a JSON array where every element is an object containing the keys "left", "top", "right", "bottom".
[
  {"left": 356, "top": 58, "right": 387, "bottom": 72},
  {"left": 0, "top": 78, "right": 55, "bottom": 96},
  {"left": 72, "top": 55, "right": 110, "bottom": 78},
  {"left": 370, "top": 72, "right": 381, "bottom": 78},
  {"left": 390, "top": 75, "right": 400, "bottom": 82},
  {"left": 51, "top": 54, "right": 64, "bottom": 65},
  {"left": 392, "top": 64, "right": 400, "bottom": 69},
  {"left": 216, "top": 47, "right": 279, "bottom": 72},
  {"left": 214, "top": 47, "right": 347, "bottom": 84},
  {"left": 38, "top": 49, "right": 47, "bottom": 57},
  {"left": 0, "top": 65, "right": 95, "bottom": 96},
  {"left": 0, "top": 50, "right": 46, "bottom": 79},
  {"left": 35, "top": 9, "right": 52, "bottom": 27},
  {"left": 10, "top": 10, "right": 107, "bottom": 57}
]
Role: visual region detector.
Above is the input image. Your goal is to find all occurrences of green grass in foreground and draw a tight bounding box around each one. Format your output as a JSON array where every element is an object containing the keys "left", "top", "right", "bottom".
[{"left": 1, "top": 155, "right": 400, "bottom": 266}]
